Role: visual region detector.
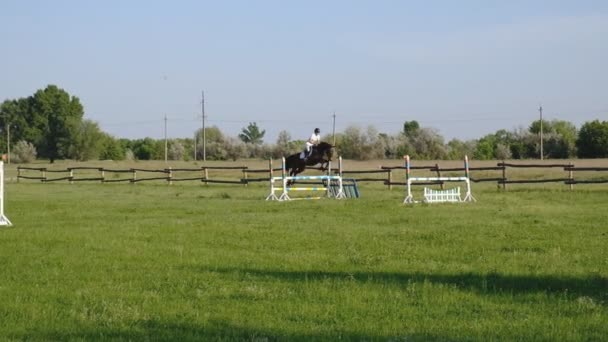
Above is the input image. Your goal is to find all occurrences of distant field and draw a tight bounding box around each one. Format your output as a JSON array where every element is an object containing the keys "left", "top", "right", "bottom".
[{"left": 1, "top": 160, "right": 607, "bottom": 341}]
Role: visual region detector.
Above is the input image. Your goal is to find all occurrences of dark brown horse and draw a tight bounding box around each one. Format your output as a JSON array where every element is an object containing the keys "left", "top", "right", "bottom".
[{"left": 283, "top": 142, "right": 335, "bottom": 182}]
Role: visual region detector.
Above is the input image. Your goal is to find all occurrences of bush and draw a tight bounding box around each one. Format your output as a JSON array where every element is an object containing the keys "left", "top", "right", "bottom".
[
  {"left": 168, "top": 140, "right": 185, "bottom": 160},
  {"left": 11, "top": 140, "right": 37, "bottom": 163},
  {"left": 125, "top": 149, "right": 135, "bottom": 161}
]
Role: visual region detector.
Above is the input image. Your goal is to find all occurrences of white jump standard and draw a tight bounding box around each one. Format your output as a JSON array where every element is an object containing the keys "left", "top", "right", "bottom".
[
  {"left": 403, "top": 155, "right": 476, "bottom": 204},
  {"left": 266, "top": 156, "right": 346, "bottom": 201},
  {"left": 0, "top": 161, "right": 12, "bottom": 226}
]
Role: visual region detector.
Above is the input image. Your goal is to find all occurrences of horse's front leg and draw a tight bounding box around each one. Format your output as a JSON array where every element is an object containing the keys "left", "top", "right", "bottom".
[{"left": 287, "top": 169, "right": 296, "bottom": 186}]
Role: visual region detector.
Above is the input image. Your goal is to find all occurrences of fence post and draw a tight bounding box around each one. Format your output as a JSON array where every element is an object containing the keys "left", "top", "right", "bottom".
[
  {"left": 42, "top": 168, "right": 47, "bottom": 183},
  {"left": 132, "top": 169, "right": 137, "bottom": 184},
  {"left": 268, "top": 159, "right": 273, "bottom": 180},
  {"left": 388, "top": 169, "right": 392, "bottom": 190},
  {"left": 100, "top": 168, "right": 105, "bottom": 183},
  {"left": 203, "top": 167, "right": 208, "bottom": 185},
  {"left": 568, "top": 162, "right": 574, "bottom": 191},
  {"left": 435, "top": 163, "right": 443, "bottom": 190},
  {"left": 69, "top": 169, "right": 74, "bottom": 184},
  {"left": 17, "top": 167, "right": 20, "bottom": 183},
  {"left": 501, "top": 160, "right": 506, "bottom": 191},
  {"left": 243, "top": 168, "right": 248, "bottom": 187},
  {"left": 168, "top": 167, "right": 172, "bottom": 185}
]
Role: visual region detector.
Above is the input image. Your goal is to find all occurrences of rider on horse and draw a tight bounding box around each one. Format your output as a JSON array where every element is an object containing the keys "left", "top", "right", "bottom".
[{"left": 304, "top": 128, "right": 321, "bottom": 160}]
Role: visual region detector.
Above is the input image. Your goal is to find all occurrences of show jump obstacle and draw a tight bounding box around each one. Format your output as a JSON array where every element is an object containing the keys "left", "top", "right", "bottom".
[
  {"left": 0, "top": 162, "right": 12, "bottom": 226},
  {"left": 403, "top": 155, "right": 476, "bottom": 204},
  {"left": 266, "top": 157, "right": 346, "bottom": 201}
]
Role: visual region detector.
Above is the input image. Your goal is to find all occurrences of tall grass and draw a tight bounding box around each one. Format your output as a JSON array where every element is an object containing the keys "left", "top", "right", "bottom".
[{"left": 0, "top": 171, "right": 607, "bottom": 340}]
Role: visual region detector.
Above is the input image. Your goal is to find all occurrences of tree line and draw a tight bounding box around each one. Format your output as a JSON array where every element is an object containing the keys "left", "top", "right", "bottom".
[{"left": 2, "top": 85, "right": 607, "bottom": 162}]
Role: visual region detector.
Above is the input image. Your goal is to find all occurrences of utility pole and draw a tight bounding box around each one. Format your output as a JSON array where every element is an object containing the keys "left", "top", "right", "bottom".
[
  {"left": 202, "top": 90, "right": 206, "bottom": 161},
  {"left": 539, "top": 105, "right": 544, "bottom": 160},
  {"left": 164, "top": 114, "right": 168, "bottom": 162},
  {"left": 332, "top": 112, "right": 336, "bottom": 145}
]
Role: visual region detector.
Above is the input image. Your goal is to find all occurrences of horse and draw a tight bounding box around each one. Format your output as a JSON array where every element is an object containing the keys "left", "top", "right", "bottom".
[{"left": 283, "top": 142, "right": 335, "bottom": 183}]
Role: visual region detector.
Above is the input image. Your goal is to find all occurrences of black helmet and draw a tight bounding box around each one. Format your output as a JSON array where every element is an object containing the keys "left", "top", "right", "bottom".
[{"left": 314, "top": 128, "right": 320, "bottom": 134}]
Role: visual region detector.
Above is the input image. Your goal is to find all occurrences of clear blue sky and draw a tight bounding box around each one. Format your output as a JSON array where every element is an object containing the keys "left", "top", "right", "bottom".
[{"left": 2, "top": 0, "right": 607, "bottom": 142}]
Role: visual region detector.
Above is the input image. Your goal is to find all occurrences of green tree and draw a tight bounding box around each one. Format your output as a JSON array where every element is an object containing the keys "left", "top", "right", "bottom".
[
  {"left": 69, "top": 120, "right": 105, "bottom": 161},
  {"left": 446, "top": 139, "right": 476, "bottom": 160},
  {"left": 167, "top": 139, "right": 185, "bottom": 160},
  {"left": 99, "top": 134, "right": 125, "bottom": 160},
  {"left": 530, "top": 119, "right": 577, "bottom": 158},
  {"left": 131, "top": 138, "right": 159, "bottom": 160},
  {"left": 196, "top": 126, "right": 224, "bottom": 144},
  {"left": 508, "top": 128, "right": 536, "bottom": 159},
  {"left": 339, "top": 125, "right": 384, "bottom": 160},
  {"left": 408, "top": 128, "right": 446, "bottom": 160},
  {"left": 238, "top": 122, "right": 265, "bottom": 145},
  {"left": 30, "top": 85, "right": 84, "bottom": 162},
  {"left": 195, "top": 126, "right": 225, "bottom": 160},
  {"left": 273, "top": 130, "right": 299, "bottom": 158},
  {"left": 0, "top": 98, "right": 42, "bottom": 153},
  {"left": 403, "top": 120, "right": 420, "bottom": 137},
  {"left": 576, "top": 120, "right": 608, "bottom": 158},
  {"left": 378, "top": 133, "right": 401, "bottom": 159},
  {"left": 473, "top": 134, "right": 496, "bottom": 160}
]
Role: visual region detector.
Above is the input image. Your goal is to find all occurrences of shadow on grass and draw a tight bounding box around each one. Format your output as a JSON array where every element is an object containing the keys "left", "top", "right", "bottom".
[
  {"left": 200, "top": 266, "right": 608, "bottom": 303},
  {"left": 11, "top": 319, "right": 457, "bottom": 342}
]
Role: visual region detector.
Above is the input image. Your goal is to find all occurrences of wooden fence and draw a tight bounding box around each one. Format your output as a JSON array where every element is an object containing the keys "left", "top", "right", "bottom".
[
  {"left": 17, "top": 166, "right": 249, "bottom": 185},
  {"left": 16, "top": 159, "right": 608, "bottom": 190}
]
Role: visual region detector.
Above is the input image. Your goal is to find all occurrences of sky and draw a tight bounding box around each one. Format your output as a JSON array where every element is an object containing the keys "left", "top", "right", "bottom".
[{"left": 1, "top": 0, "right": 607, "bottom": 143}]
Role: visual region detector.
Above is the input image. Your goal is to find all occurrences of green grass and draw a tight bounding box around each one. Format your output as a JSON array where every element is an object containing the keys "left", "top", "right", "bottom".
[{"left": 0, "top": 180, "right": 607, "bottom": 341}]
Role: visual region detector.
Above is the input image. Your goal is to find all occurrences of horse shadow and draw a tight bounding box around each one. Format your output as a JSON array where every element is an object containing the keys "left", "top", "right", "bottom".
[
  {"left": 9, "top": 318, "right": 458, "bottom": 341},
  {"left": 198, "top": 266, "right": 608, "bottom": 304}
]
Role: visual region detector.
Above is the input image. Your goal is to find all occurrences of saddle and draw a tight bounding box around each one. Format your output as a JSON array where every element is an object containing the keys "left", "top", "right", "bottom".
[{"left": 300, "top": 148, "right": 317, "bottom": 160}]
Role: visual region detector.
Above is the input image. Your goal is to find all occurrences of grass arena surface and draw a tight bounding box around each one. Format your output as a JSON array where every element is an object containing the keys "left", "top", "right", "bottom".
[{"left": 1, "top": 160, "right": 607, "bottom": 341}]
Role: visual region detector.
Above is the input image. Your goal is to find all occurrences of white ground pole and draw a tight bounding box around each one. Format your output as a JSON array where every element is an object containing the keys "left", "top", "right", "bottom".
[{"left": 0, "top": 161, "right": 12, "bottom": 226}]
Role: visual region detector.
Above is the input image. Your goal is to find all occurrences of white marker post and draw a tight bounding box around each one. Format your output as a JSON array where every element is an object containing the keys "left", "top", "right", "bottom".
[{"left": 0, "top": 161, "right": 12, "bottom": 226}]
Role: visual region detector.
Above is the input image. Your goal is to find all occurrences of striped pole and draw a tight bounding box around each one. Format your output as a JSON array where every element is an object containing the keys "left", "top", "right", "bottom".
[
  {"left": 279, "top": 157, "right": 289, "bottom": 201},
  {"left": 405, "top": 155, "right": 410, "bottom": 181},
  {"left": 403, "top": 155, "right": 414, "bottom": 203},
  {"left": 464, "top": 155, "right": 470, "bottom": 179},
  {"left": 326, "top": 159, "right": 330, "bottom": 198},
  {"left": 269, "top": 158, "right": 273, "bottom": 179}
]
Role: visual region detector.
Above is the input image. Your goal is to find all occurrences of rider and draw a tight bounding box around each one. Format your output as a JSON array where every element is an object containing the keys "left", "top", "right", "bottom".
[{"left": 304, "top": 128, "right": 321, "bottom": 160}]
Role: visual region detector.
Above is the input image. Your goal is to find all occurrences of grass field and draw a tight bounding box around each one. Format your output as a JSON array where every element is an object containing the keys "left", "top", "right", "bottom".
[{"left": 1, "top": 160, "right": 607, "bottom": 341}]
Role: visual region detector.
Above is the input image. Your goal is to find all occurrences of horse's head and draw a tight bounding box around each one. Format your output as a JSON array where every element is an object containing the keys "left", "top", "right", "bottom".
[{"left": 317, "top": 142, "right": 335, "bottom": 161}]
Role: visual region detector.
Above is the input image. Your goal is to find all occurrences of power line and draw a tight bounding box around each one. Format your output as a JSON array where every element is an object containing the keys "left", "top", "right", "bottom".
[{"left": 92, "top": 109, "right": 608, "bottom": 128}]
